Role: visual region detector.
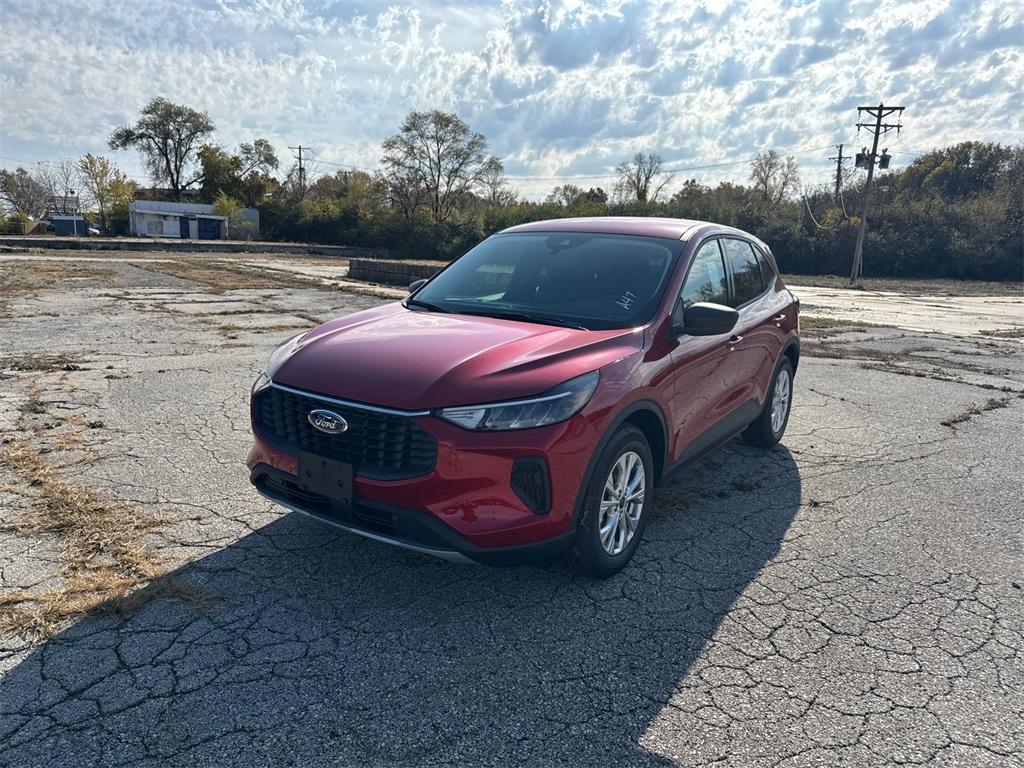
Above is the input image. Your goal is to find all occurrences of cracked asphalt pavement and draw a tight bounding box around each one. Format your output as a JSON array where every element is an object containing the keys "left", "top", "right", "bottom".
[{"left": 1, "top": 255, "right": 1022, "bottom": 767}]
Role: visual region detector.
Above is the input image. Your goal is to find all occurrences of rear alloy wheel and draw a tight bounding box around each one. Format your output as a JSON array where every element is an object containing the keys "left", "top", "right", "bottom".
[
  {"left": 743, "top": 358, "right": 794, "bottom": 448},
  {"left": 569, "top": 425, "right": 653, "bottom": 578}
]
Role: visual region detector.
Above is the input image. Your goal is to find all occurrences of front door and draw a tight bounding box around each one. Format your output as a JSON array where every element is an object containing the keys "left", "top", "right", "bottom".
[{"left": 667, "top": 238, "right": 740, "bottom": 460}]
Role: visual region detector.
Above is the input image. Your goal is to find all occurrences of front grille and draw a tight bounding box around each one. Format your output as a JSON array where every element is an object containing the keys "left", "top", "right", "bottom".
[{"left": 253, "top": 385, "right": 437, "bottom": 480}]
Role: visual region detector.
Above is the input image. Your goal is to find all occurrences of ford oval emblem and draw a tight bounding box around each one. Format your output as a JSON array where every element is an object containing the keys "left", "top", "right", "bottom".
[{"left": 308, "top": 409, "right": 348, "bottom": 435}]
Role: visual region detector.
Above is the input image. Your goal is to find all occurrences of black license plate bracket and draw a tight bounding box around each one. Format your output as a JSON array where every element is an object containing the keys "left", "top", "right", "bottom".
[{"left": 297, "top": 452, "right": 354, "bottom": 504}]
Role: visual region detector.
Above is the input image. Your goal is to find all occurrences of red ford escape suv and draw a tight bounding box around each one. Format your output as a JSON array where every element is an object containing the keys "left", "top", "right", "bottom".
[{"left": 248, "top": 217, "right": 799, "bottom": 577}]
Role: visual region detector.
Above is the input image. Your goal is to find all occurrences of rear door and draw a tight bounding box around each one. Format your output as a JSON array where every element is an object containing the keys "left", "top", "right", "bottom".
[{"left": 721, "top": 238, "right": 785, "bottom": 406}]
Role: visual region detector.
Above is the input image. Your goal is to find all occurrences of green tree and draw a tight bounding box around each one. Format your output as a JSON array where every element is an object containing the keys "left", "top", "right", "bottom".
[
  {"left": 109, "top": 97, "right": 215, "bottom": 200},
  {"left": 198, "top": 139, "right": 278, "bottom": 205},
  {"left": 0, "top": 167, "right": 48, "bottom": 217},
  {"left": 211, "top": 190, "right": 244, "bottom": 237},
  {"left": 77, "top": 154, "right": 137, "bottom": 232}
]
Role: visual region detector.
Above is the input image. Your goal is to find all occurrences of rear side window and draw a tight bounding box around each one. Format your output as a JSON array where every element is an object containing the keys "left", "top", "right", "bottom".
[
  {"left": 680, "top": 240, "right": 728, "bottom": 308},
  {"left": 722, "top": 238, "right": 763, "bottom": 306}
]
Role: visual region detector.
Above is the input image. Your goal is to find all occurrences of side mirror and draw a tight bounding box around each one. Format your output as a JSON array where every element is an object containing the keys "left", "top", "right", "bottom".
[
  {"left": 408, "top": 278, "right": 427, "bottom": 294},
  {"left": 675, "top": 301, "right": 739, "bottom": 337}
]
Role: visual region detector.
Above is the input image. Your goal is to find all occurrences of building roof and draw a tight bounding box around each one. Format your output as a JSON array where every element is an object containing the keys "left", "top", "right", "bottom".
[
  {"left": 499, "top": 216, "right": 708, "bottom": 240},
  {"left": 129, "top": 200, "right": 257, "bottom": 216},
  {"left": 130, "top": 207, "right": 226, "bottom": 221}
]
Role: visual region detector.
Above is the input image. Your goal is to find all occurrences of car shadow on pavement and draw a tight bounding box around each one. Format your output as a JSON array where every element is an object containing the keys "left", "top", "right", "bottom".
[{"left": 1, "top": 444, "right": 800, "bottom": 767}]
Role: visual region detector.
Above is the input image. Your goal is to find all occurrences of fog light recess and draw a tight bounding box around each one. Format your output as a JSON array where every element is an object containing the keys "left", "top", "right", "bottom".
[{"left": 511, "top": 456, "right": 551, "bottom": 515}]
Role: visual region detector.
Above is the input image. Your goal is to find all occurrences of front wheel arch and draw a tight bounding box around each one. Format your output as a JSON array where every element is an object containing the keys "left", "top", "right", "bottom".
[{"left": 569, "top": 399, "right": 667, "bottom": 531}]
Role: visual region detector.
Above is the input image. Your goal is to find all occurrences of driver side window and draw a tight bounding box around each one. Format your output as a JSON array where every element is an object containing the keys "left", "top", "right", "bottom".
[{"left": 680, "top": 240, "right": 728, "bottom": 308}]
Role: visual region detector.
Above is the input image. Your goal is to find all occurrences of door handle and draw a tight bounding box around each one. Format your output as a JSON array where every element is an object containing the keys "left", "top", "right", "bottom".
[
  {"left": 728, "top": 334, "right": 743, "bottom": 346},
  {"left": 773, "top": 314, "right": 786, "bottom": 322}
]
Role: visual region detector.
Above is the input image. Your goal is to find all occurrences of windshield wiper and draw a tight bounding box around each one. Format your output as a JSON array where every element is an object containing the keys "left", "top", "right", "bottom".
[
  {"left": 457, "top": 309, "right": 590, "bottom": 331},
  {"left": 406, "top": 298, "right": 449, "bottom": 313}
]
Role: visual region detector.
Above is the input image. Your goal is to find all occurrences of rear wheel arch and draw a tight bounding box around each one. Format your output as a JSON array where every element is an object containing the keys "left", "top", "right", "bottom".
[{"left": 782, "top": 338, "right": 800, "bottom": 374}]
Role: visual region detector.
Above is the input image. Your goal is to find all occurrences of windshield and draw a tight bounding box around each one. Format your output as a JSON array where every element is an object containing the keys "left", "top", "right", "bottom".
[{"left": 410, "top": 232, "right": 682, "bottom": 330}]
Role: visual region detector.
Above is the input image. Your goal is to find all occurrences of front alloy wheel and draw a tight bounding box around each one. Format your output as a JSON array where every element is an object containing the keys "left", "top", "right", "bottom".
[
  {"left": 599, "top": 451, "right": 646, "bottom": 556},
  {"left": 569, "top": 424, "right": 653, "bottom": 578}
]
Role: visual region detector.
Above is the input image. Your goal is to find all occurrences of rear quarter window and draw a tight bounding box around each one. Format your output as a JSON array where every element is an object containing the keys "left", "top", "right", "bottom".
[
  {"left": 722, "top": 238, "right": 764, "bottom": 306},
  {"left": 752, "top": 244, "right": 777, "bottom": 290}
]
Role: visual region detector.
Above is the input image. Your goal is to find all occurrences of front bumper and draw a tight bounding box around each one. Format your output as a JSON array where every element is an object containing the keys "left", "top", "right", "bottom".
[
  {"left": 249, "top": 463, "right": 575, "bottom": 565},
  {"left": 247, "top": 394, "right": 601, "bottom": 559}
]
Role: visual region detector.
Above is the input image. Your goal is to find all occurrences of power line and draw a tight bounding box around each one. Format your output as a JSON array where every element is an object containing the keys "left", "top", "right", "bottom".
[
  {"left": 803, "top": 195, "right": 827, "bottom": 229},
  {"left": 311, "top": 142, "right": 839, "bottom": 183},
  {"left": 0, "top": 154, "right": 152, "bottom": 186}
]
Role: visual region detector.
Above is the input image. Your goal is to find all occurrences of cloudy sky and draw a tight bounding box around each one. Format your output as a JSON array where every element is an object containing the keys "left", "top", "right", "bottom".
[{"left": 1, "top": 0, "right": 1021, "bottom": 198}]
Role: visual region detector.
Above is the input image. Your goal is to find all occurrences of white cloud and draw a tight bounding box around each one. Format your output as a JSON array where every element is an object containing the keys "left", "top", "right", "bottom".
[{"left": 0, "top": 0, "right": 1020, "bottom": 198}]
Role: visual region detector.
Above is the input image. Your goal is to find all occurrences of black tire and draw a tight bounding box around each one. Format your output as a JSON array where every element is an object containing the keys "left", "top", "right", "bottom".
[
  {"left": 567, "top": 424, "right": 653, "bottom": 579},
  {"left": 743, "top": 357, "right": 794, "bottom": 448}
]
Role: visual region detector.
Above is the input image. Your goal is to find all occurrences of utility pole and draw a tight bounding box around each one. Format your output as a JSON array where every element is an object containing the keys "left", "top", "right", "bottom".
[
  {"left": 828, "top": 144, "right": 845, "bottom": 205},
  {"left": 849, "top": 104, "right": 904, "bottom": 285},
  {"left": 288, "top": 145, "right": 309, "bottom": 198}
]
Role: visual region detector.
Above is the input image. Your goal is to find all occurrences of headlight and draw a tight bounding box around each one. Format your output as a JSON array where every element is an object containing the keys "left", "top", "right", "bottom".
[
  {"left": 436, "top": 371, "right": 599, "bottom": 431},
  {"left": 252, "top": 370, "right": 272, "bottom": 395},
  {"left": 251, "top": 331, "right": 310, "bottom": 394}
]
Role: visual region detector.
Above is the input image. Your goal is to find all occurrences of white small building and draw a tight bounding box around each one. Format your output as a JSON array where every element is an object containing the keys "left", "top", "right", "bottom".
[{"left": 128, "top": 200, "right": 259, "bottom": 240}]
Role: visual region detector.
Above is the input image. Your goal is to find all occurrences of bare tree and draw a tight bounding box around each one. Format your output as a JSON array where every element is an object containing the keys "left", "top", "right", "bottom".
[
  {"left": 749, "top": 150, "right": 800, "bottom": 207},
  {"left": 381, "top": 110, "right": 493, "bottom": 225},
  {"left": 614, "top": 153, "right": 674, "bottom": 203},
  {"left": 0, "top": 167, "right": 48, "bottom": 217},
  {"left": 545, "top": 184, "right": 583, "bottom": 206},
  {"left": 479, "top": 157, "right": 516, "bottom": 207},
  {"left": 109, "top": 97, "right": 215, "bottom": 200},
  {"left": 35, "top": 159, "right": 81, "bottom": 214}
]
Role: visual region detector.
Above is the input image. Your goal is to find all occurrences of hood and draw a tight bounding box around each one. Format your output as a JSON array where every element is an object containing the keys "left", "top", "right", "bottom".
[{"left": 272, "top": 302, "right": 643, "bottom": 410}]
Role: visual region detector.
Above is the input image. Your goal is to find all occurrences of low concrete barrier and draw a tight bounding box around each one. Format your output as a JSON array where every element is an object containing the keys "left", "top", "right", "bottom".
[
  {"left": 347, "top": 258, "right": 446, "bottom": 287},
  {"left": 0, "top": 236, "right": 386, "bottom": 258}
]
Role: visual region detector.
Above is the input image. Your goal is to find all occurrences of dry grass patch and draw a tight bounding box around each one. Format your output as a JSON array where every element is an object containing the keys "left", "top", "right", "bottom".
[
  {"left": 800, "top": 316, "right": 879, "bottom": 332},
  {"left": 978, "top": 328, "right": 1024, "bottom": 339},
  {"left": 940, "top": 396, "right": 1015, "bottom": 428},
  {"left": 0, "top": 441, "right": 211, "bottom": 639},
  {"left": 131, "top": 259, "right": 327, "bottom": 292},
  {"left": 199, "top": 319, "right": 313, "bottom": 337},
  {"left": 800, "top": 316, "right": 891, "bottom": 341},
  {"left": 0, "top": 260, "right": 120, "bottom": 312},
  {"left": 783, "top": 274, "right": 1024, "bottom": 297},
  {"left": 860, "top": 362, "right": 1023, "bottom": 394},
  {"left": 3, "top": 353, "right": 83, "bottom": 373}
]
